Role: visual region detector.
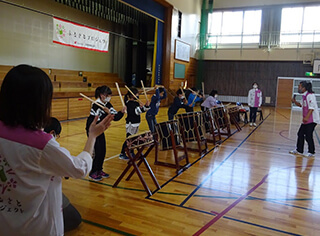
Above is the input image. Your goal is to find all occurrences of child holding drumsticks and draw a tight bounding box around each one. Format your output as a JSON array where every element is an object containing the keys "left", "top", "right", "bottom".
[
  {"left": 146, "top": 85, "right": 167, "bottom": 133},
  {"left": 119, "top": 87, "right": 150, "bottom": 160},
  {"left": 86, "top": 85, "right": 126, "bottom": 181}
]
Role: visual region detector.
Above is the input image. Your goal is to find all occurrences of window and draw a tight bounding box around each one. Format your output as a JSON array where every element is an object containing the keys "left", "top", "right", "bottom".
[
  {"left": 207, "top": 9, "right": 262, "bottom": 47},
  {"left": 280, "top": 5, "right": 320, "bottom": 44},
  {"left": 178, "top": 11, "right": 182, "bottom": 38},
  {"left": 243, "top": 10, "right": 262, "bottom": 43}
]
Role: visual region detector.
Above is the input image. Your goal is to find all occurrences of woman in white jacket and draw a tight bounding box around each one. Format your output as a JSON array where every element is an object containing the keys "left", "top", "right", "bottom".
[
  {"left": 0, "top": 65, "right": 113, "bottom": 236},
  {"left": 247, "top": 82, "right": 262, "bottom": 127}
]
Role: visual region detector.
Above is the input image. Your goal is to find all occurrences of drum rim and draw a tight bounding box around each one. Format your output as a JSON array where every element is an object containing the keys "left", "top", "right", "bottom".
[{"left": 127, "top": 130, "right": 152, "bottom": 139}]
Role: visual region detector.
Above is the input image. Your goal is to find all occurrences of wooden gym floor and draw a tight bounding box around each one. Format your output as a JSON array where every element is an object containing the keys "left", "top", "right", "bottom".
[{"left": 60, "top": 106, "right": 320, "bottom": 236}]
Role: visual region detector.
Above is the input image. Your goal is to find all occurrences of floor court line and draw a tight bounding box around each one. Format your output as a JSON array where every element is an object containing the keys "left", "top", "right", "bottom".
[
  {"left": 193, "top": 164, "right": 320, "bottom": 235},
  {"left": 279, "top": 130, "right": 296, "bottom": 142},
  {"left": 146, "top": 166, "right": 318, "bottom": 235},
  {"left": 82, "top": 178, "right": 192, "bottom": 196},
  {"left": 217, "top": 144, "right": 294, "bottom": 157},
  {"left": 84, "top": 113, "right": 303, "bottom": 235},
  {"left": 193, "top": 174, "right": 269, "bottom": 235},
  {"left": 82, "top": 177, "right": 320, "bottom": 207},
  {"left": 194, "top": 194, "right": 320, "bottom": 202},
  {"left": 148, "top": 195, "right": 301, "bottom": 236},
  {"left": 179, "top": 114, "right": 270, "bottom": 207},
  {"left": 221, "top": 216, "right": 301, "bottom": 236},
  {"left": 82, "top": 219, "right": 136, "bottom": 236},
  {"left": 275, "top": 110, "right": 291, "bottom": 120},
  {"left": 315, "top": 129, "right": 320, "bottom": 146},
  {"left": 149, "top": 123, "right": 245, "bottom": 196}
]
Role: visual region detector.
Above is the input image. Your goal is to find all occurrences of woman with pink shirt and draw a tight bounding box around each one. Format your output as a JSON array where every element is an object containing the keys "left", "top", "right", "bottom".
[
  {"left": 247, "top": 82, "right": 262, "bottom": 127},
  {"left": 0, "top": 65, "right": 113, "bottom": 236},
  {"left": 290, "top": 81, "right": 320, "bottom": 158}
]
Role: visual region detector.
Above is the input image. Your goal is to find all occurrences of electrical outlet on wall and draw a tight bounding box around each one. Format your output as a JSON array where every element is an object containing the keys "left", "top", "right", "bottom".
[{"left": 265, "top": 97, "right": 271, "bottom": 104}]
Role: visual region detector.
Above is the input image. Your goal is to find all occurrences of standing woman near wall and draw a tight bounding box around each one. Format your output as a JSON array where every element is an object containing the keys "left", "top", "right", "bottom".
[
  {"left": 0, "top": 65, "right": 113, "bottom": 236},
  {"left": 290, "top": 81, "right": 320, "bottom": 157},
  {"left": 247, "top": 82, "right": 262, "bottom": 127}
]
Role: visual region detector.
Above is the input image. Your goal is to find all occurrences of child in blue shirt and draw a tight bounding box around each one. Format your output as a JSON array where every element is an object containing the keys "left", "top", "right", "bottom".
[
  {"left": 186, "top": 87, "right": 203, "bottom": 112},
  {"left": 146, "top": 85, "right": 167, "bottom": 133}
]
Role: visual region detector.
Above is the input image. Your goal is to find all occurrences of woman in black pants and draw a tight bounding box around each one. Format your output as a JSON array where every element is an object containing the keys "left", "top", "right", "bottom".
[
  {"left": 247, "top": 82, "right": 262, "bottom": 127},
  {"left": 290, "top": 81, "right": 320, "bottom": 158}
]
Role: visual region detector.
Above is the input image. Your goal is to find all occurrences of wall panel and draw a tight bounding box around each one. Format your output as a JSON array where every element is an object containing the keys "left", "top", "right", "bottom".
[{"left": 203, "top": 60, "right": 312, "bottom": 106}]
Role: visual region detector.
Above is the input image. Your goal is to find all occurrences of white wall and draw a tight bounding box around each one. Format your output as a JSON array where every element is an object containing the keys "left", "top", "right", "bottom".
[
  {"left": 213, "top": 0, "right": 320, "bottom": 9},
  {"left": 0, "top": 0, "right": 115, "bottom": 72},
  {"left": 200, "top": 48, "right": 320, "bottom": 61},
  {"left": 166, "top": 0, "right": 202, "bottom": 57}
]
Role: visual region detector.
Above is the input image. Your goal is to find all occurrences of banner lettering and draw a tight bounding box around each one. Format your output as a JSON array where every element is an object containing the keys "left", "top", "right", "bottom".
[{"left": 53, "top": 17, "right": 109, "bottom": 52}]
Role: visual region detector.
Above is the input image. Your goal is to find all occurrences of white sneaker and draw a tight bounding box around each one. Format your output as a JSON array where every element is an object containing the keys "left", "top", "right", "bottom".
[
  {"left": 289, "top": 150, "right": 303, "bottom": 155},
  {"left": 249, "top": 123, "right": 253, "bottom": 127},
  {"left": 253, "top": 123, "right": 257, "bottom": 127},
  {"left": 304, "top": 153, "right": 315, "bottom": 158}
]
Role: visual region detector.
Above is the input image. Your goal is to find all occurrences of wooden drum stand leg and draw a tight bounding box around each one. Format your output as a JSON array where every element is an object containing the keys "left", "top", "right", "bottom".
[
  {"left": 207, "top": 112, "right": 222, "bottom": 145},
  {"left": 193, "top": 119, "right": 208, "bottom": 156},
  {"left": 113, "top": 143, "right": 160, "bottom": 196}
]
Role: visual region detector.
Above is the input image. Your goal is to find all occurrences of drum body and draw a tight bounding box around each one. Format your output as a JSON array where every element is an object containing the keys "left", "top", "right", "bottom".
[
  {"left": 126, "top": 131, "right": 154, "bottom": 150},
  {"left": 212, "top": 107, "right": 228, "bottom": 129},
  {"left": 155, "top": 120, "right": 181, "bottom": 150},
  {"left": 175, "top": 111, "right": 206, "bottom": 142},
  {"left": 203, "top": 108, "right": 216, "bottom": 133}
]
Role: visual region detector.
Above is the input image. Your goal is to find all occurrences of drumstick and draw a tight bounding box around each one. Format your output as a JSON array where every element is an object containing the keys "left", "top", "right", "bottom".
[
  {"left": 79, "top": 93, "right": 105, "bottom": 110},
  {"left": 188, "top": 87, "right": 196, "bottom": 93},
  {"left": 183, "top": 81, "right": 188, "bottom": 89},
  {"left": 180, "top": 87, "right": 186, "bottom": 97},
  {"left": 125, "top": 85, "right": 143, "bottom": 103},
  {"left": 191, "top": 93, "right": 198, "bottom": 105},
  {"left": 188, "top": 88, "right": 200, "bottom": 96},
  {"left": 115, "top": 82, "right": 125, "bottom": 107},
  {"left": 145, "top": 88, "right": 154, "bottom": 92},
  {"left": 140, "top": 80, "right": 149, "bottom": 103},
  {"left": 202, "top": 82, "right": 205, "bottom": 99}
]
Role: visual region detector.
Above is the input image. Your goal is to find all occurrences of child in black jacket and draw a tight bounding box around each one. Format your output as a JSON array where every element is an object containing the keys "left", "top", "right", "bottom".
[
  {"left": 168, "top": 89, "right": 189, "bottom": 120},
  {"left": 86, "top": 86, "right": 126, "bottom": 181},
  {"left": 119, "top": 88, "right": 150, "bottom": 159}
]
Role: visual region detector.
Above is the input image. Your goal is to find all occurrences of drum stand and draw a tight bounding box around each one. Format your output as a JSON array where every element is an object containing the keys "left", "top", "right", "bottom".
[
  {"left": 176, "top": 112, "right": 208, "bottom": 156},
  {"left": 154, "top": 125, "right": 190, "bottom": 173},
  {"left": 213, "top": 107, "right": 231, "bottom": 137},
  {"left": 203, "top": 109, "right": 222, "bottom": 145},
  {"left": 192, "top": 118, "right": 208, "bottom": 156},
  {"left": 113, "top": 141, "right": 161, "bottom": 196},
  {"left": 227, "top": 107, "right": 242, "bottom": 132}
]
